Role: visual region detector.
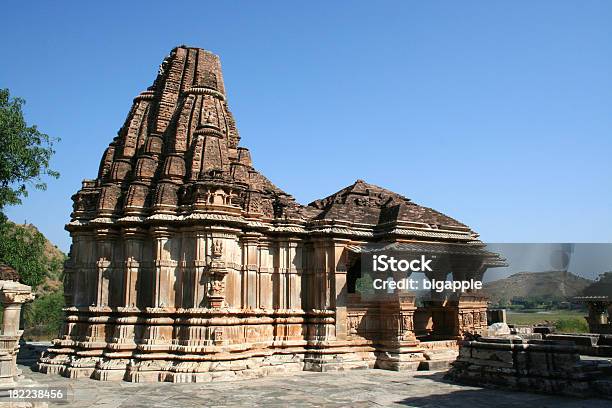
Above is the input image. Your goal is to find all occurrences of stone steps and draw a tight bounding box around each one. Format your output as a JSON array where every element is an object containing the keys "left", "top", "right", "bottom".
[{"left": 418, "top": 347, "right": 459, "bottom": 371}]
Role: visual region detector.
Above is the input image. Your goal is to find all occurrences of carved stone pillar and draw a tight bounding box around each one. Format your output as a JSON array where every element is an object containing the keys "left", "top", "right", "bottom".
[
  {"left": 258, "top": 240, "right": 274, "bottom": 310},
  {"left": 332, "top": 240, "right": 350, "bottom": 340},
  {"left": 273, "top": 239, "right": 287, "bottom": 310},
  {"left": 72, "top": 231, "right": 96, "bottom": 307},
  {"left": 312, "top": 239, "right": 333, "bottom": 311},
  {"left": 287, "top": 239, "right": 303, "bottom": 310},
  {"left": 307, "top": 239, "right": 335, "bottom": 342},
  {"left": 206, "top": 240, "right": 228, "bottom": 308},
  {"left": 241, "top": 233, "right": 260, "bottom": 309},
  {"left": 151, "top": 226, "right": 176, "bottom": 308},
  {"left": 192, "top": 230, "right": 208, "bottom": 308},
  {"left": 0, "top": 280, "right": 34, "bottom": 387},
  {"left": 94, "top": 228, "right": 119, "bottom": 307},
  {"left": 63, "top": 254, "right": 75, "bottom": 307},
  {"left": 0, "top": 282, "right": 34, "bottom": 336},
  {"left": 122, "top": 227, "right": 146, "bottom": 308},
  {"left": 451, "top": 263, "right": 488, "bottom": 337}
]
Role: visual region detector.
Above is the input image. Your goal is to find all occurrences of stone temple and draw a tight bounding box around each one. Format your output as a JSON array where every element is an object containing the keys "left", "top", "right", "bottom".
[{"left": 38, "top": 46, "right": 504, "bottom": 382}]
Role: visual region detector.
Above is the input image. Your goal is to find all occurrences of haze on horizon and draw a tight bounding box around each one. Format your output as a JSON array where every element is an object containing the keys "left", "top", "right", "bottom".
[{"left": 1, "top": 1, "right": 611, "bottom": 252}]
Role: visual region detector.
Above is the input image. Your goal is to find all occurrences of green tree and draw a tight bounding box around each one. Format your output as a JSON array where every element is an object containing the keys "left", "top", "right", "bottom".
[
  {"left": 24, "top": 289, "right": 65, "bottom": 339},
  {"left": 0, "top": 88, "right": 59, "bottom": 210},
  {"left": 0, "top": 220, "right": 49, "bottom": 287}
]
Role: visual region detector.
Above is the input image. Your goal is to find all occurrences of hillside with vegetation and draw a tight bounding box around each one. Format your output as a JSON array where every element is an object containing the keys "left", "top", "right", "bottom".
[
  {"left": 483, "top": 270, "right": 593, "bottom": 307},
  {"left": 484, "top": 270, "right": 599, "bottom": 333},
  {"left": 0, "top": 219, "right": 66, "bottom": 339}
]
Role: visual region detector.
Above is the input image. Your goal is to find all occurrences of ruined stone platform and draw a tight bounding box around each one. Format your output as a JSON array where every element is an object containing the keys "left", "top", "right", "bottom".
[
  {"left": 10, "top": 363, "right": 611, "bottom": 407},
  {"left": 446, "top": 336, "right": 612, "bottom": 399}
]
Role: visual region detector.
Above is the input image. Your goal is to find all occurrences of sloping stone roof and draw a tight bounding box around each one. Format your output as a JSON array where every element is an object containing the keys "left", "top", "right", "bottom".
[{"left": 308, "top": 180, "right": 469, "bottom": 230}]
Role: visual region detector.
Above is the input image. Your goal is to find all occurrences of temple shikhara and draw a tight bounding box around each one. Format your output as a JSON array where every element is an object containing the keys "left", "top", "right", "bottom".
[{"left": 38, "top": 46, "right": 503, "bottom": 382}]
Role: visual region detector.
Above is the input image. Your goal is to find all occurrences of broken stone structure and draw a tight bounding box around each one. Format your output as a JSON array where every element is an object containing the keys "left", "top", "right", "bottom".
[
  {"left": 545, "top": 333, "right": 612, "bottom": 357},
  {"left": 0, "top": 278, "right": 35, "bottom": 388},
  {"left": 37, "top": 46, "right": 503, "bottom": 382},
  {"left": 447, "top": 337, "right": 612, "bottom": 399}
]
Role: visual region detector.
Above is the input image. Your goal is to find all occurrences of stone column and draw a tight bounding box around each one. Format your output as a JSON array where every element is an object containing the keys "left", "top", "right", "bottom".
[
  {"left": 63, "top": 253, "right": 75, "bottom": 308},
  {"left": 122, "top": 227, "right": 146, "bottom": 307},
  {"left": 241, "top": 233, "right": 260, "bottom": 309},
  {"left": 332, "top": 240, "right": 350, "bottom": 340},
  {"left": 258, "top": 240, "right": 274, "bottom": 310},
  {"left": 0, "top": 282, "right": 34, "bottom": 336},
  {"left": 192, "top": 230, "right": 208, "bottom": 308},
  {"left": 287, "top": 238, "right": 303, "bottom": 310},
  {"left": 451, "top": 261, "right": 489, "bottom": 337},
  {"left": 151, "top": 226, "right": 176, "bottom": 308},
  {"left": 72, "top": 231, "right": 96, "bottom": 307},
  {"left": 94, "top": 228, "right": 119, "bottom": 307},
  {"left": 312, "top": 239, "right": 333, "bottom": 310},
  {"left": 310, "top": 239, "right": 335, "bottom": 340},
  {"left": 0, "top": 280, "right": 34, "bottom": 387},
  {"left": 176, "top": 228, "right": 196, "bottom": 309},
  {"left": 273, "top": 239, "right": 287, "bottom": 310}
]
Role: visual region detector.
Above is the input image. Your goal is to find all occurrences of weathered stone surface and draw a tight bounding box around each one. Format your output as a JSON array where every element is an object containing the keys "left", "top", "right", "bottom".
[
  {"left": 38, "top": 45, "right": 502, "bottom": 383},
  {"left": 15, "top": 363, "right": 612, "bottom": 407},
  {"left": 487, "top": 322, "right": 510, "bottom": 336},
  {"left": 447, "top": 337, "right": 612, "bottom": 399},
  {"left": 0, "top": 279, "right": 35, "bottom": 388}
]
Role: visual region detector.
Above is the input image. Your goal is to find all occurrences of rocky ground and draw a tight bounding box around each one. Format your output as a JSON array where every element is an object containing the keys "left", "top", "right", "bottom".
[{"left": 11, "top": 364, "right": 611, "bottom": 408}]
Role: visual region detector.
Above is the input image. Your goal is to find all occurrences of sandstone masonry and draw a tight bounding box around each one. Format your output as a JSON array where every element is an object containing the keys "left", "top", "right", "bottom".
[{"left": 37, "top": 46, "right": 502, "bottom": 382}]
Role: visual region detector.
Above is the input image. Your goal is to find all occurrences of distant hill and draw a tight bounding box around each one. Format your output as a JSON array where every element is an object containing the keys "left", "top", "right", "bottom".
[
  {"left": 19, "top": 223, "right": 65, "bottom": 280},
  {"left": 483, "top": 270, "right": 593, "bottom": 305},
  {"left": 0, "top": 221, "right": 66, "bottom": 294},
  {"left": 581, "top": 271, "right": 612, "bottom": 297},
  {"left": 21, "top": 223, "right": 65, "bottom": 294}
]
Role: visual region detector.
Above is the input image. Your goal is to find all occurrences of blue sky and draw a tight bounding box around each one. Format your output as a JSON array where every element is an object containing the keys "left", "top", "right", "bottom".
[{"left": 1, "top": 1, "right": 611, "bottom": 252}]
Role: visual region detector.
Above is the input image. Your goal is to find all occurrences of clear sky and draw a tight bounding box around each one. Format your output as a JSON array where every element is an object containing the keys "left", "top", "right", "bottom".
[{"left": 1, "top": 1, "right": 611, "bottom": 252}]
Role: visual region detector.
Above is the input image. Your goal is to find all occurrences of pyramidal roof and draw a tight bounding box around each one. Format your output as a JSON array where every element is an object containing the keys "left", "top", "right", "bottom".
[
  {"left": 72, "top": 45, "right": 300, "bottom": 222},
  {"left": 70, "top": 46, "right": 475, "bottom": 238},
  {"left": 308, "top": 180, "right": 469, "bottom": 230}
]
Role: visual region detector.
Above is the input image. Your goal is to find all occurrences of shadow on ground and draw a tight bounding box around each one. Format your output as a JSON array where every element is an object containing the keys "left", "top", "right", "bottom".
[{"left": 397, "top": 372, "right": 611, "bottom": 408}]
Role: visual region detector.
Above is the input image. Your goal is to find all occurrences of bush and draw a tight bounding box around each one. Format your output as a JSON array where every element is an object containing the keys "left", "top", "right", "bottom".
[
  {"left": 554, "top": 317, "right": 589, "bottom": 333},
  {"left": 23, "top": 289, "right": 65, "bottom": 340}
]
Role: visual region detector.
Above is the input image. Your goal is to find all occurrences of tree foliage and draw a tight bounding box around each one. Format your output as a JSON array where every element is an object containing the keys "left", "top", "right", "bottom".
[
  {"left": 0, "top": 88, "right": 59, "bottom": 209},
  {"left": 23, "top": 288, "right": 65, "bottom": 339},
  {"left": 0, "top": 217, "right": 58, "bottom": 288},
  {"left": 554, "top": 317, "right": 589, "bottom": 333}
]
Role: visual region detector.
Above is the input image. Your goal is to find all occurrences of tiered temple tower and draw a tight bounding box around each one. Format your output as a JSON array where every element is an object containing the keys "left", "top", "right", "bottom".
[{"left": 38, "top": 46, "right": 503, "bottom": 382}]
